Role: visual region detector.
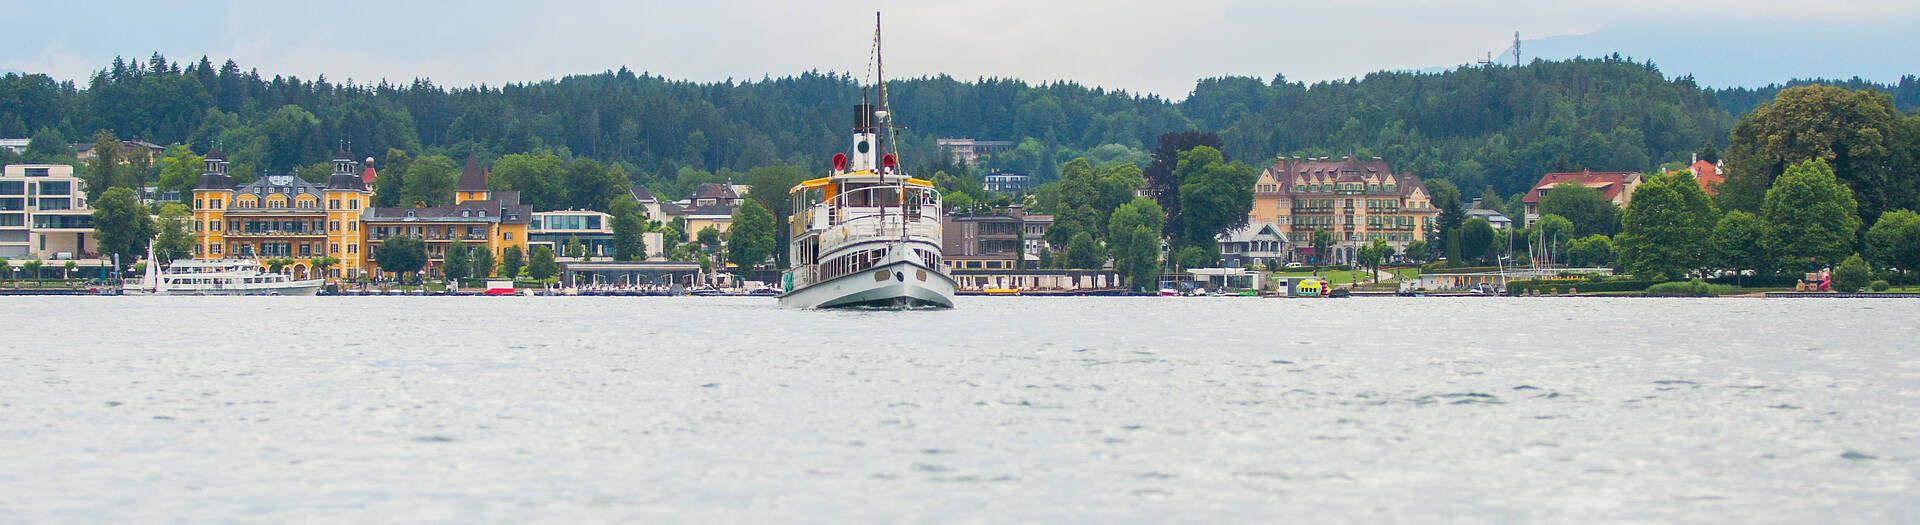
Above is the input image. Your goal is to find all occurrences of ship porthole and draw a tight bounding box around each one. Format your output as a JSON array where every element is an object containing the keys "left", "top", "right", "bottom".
[
  {"left": 874, "top": 270, "right": 889, "bottom": 282},
  {"left": 895, "top": 271, "right": 904, "bottom": 282},
  {"left": 916, "top": 270, "right": 927, "bottom": 281}
]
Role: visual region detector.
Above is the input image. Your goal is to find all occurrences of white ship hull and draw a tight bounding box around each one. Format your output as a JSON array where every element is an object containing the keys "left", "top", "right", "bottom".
[
  {"left": 154, "top": 279, "right": 324, "bottom": 296},
  {"left": 780, "top": 245, "right": 955, "bottom": 309}
]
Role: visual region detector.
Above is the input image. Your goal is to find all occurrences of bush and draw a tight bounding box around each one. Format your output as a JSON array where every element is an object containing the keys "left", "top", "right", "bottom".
[
  {"left": 1645, "top": 279, "right": 1736, "bottom": 297},
  {"left": 1832, "top": 254, "right": 1871, "bottom": 293},
  {"left": 1508, "top": 278, "right": 1656, "bottom": 295},
  {"left": 1870, "top": 280, "right": 1891, "bottom": 292}
]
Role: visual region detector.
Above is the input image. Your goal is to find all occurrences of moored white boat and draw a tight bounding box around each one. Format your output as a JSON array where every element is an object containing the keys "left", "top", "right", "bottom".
[{"left": 146, "top": 259, "right": 323, "bottom": 296}]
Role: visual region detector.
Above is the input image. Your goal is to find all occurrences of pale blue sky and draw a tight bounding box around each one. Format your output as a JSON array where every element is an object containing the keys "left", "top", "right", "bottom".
[{"left": 1, "top": 0, "right": 1914, "bottom": 98}]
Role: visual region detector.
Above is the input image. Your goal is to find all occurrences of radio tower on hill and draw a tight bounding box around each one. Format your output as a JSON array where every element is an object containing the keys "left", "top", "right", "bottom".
[{"left": 1512, "top": 31, "right": 1522, "bottom": 66}]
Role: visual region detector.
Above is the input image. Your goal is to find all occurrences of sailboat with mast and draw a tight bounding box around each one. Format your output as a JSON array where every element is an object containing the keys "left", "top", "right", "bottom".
[{"left": 777, "top": 13, "right": 956, "bottom": 308}]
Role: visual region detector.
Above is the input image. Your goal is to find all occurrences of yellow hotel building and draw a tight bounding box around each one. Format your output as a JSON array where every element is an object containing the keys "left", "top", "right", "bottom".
[
  {"left": 1249, "top": 155, "right": 1440, "bottom": 264},
  {"left": 192, "top": 151, "right": 528, "bottom": 279}
]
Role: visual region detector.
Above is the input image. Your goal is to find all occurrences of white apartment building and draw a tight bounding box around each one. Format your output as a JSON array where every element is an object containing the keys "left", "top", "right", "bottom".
[{"left": 1, "top": 164, "right": 96, "bottom": 260}]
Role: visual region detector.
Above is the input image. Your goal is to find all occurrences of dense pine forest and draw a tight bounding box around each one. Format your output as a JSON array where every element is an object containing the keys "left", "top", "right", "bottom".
[{"left": 1, "top": 53, "right": 1915, "bottom": 205}]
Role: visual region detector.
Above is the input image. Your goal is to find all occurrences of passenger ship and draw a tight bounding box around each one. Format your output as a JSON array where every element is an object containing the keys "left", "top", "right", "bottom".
[
  {"left": 778, "top": 14, "right": 956, "bottom": 308},
  {"left": 136, "top": 258, "right": 324, "bottom": 296}
]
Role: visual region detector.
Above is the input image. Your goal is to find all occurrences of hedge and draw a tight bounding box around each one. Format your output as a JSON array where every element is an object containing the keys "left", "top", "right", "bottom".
[
  {"left": 1507, "top": 278, "right": 1658, "bottom": 295},
  {"left": 1645, "top": 279, "right": 1738, "bottom": 297}
]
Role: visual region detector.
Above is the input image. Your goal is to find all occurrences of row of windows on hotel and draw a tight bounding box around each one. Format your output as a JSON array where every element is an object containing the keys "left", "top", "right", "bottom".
[
  {"left": 194, "top": 220, "right": 512, "bottom": 242},
  {"left": 1256, "top": 182, "right": 1401, "bottom": 194},
  {"left": 195, "top": 197, "right": 364, "bottom": 210},
  {"left": 196, "top": 237, "right": 486, "bottom": 258},
  {"left": 1289, "top": 198, "right": 1415, "bottom": 211},
  {"left": 1287, "top": 215, "right": 1428, "bottom": 228}
]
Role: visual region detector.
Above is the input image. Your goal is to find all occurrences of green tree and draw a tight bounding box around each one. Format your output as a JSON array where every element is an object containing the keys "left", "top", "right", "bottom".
[
  {"left": 726, "top": 199, "right": 777, "bottom": 272},
  {"left": 473, "top": 245, "right": 495, "bottom": 278},
  {"left": 84, "top": 130, "right": 125, "bottom": 201},
  {"left": 23, "top": 258, "right": 44, "bottom": 279},
  {"left": 562, "top": 158, "right": 629, "bottom": 212},
  {"left": 1172, "top": 146, "right": 1256, "bottom": 250},
  {"left": 1564, "top": 235, "right": 1615, "bottom": 268},
  {"left": 372, "top": 148, "right": 411, "bottom": 207},
  {"left": 154, "top": 145, "right": 204, "bottom": 200},
  {"left": 90, "top": 187, "right": 154, "bottom": 270},
  {"left": 490, "top": 152, "right": 565, "bottom": 211},
  {"left": 1459, "top": 217, "right": 1494, "bottom": 264},
  {"left": 610, "top": 196, "right": 650, "bottom": 261},
  {"left": 310, "top": 256, "right": 339, "bottom": 280},
  {"left": 527, "top": 245, "right": 558, "bottom": 280},
  {"left": 372, "top": 235, "right": 427, "bottom": 279},
  {"left": 1864, "top": 209, "right": 1920, "bottom": 287},
  {"left": 1760, "top": 159, "right": 1860, "bottom": 268},
  {"left": 1831, "top": 253, "right": 1871, "bottom": 293},
  {"left": 22, "top": 128, "right": 74, "bottom": 163},
  {"left": 499, "top": 245, "right": 524, "bottom": 278},
  {"left": 1531, "top": 214, "right": 1575, "bottom": 264},
  {"left": 1538, "top": 182, "right": 1619, "bottom": 237},
  {"left": 1709, "top": 210, "right": 1769, "bottom": 286},
  {"left": 1064, "top": 231, "right": 1106, "bottom": 269},
  {"left": 564, "top": 237, "right": 584, "bottom": 258},
  {"left": 1356, "top": 238, "right": 1390, "bottom": 279},
  {"left": 63, "top": 260, "right": 77, "bottom": 280},
  {"left": 1617, "top": 172, "right": 1719, "bottom": 280},
  {"left": 1445, "top": 229, "right": 1463, "bottom": 266},
  {"left": 1721, "top": 85, "right": 1908, "bottom": 223},
  {"left": 1403, "top": 239, "right": 1429, "bottom": 263},
  {"left": 1310, "top": 228, "right": 1334, "bottom": 265},
  {"left": 1107, "top": 196, "right": 1165, "bottom": 291},
  {"left": 153, "top": 203, "right": 194, "bottom": 267},
  {"left": 442, "top": 239, "right": 472, "bottom": 282},
  {"left": 401, "top": 154, "right": 458, "bottom": 207},
  {"left": 696, "top": 226, "right": 722, "bottom": 253}
]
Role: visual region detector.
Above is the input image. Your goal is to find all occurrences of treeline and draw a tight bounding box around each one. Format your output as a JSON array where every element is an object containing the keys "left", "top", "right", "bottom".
[
  {"left": 10, "top": 54, "right": 1912, "bottom": 204},
  {"left": 1714, "top": 75, "right": 1920, "bottom": 116}
]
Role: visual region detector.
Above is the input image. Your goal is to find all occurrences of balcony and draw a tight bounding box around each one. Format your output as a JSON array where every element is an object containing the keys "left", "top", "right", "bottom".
[
  {"left": 227, "top": 230, "right": 326, "bottom": 238},
  {"left": 1291, "top": 207, "right": 1332, "bottom": 214}
]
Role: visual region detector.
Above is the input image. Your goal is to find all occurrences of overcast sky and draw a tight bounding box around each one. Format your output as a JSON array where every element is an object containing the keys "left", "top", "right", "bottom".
[{"left": 2, "top": 0, "right": 1914, "bottom": 99}]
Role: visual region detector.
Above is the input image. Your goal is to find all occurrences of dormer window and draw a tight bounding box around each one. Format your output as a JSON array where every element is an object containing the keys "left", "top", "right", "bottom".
[
  {"left": 478, "top": 210, "right": 487, "bottom": 217},
  {"left": 406, "top": 210, "right": 416, "bottom": 218},
  {"left": 462, "top": 210, "right": 471, "bottom": 217}
]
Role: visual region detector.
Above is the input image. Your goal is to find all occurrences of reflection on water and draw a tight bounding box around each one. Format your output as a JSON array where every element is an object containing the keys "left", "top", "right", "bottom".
[{"left": 3, "top": 296, "right": 1917, "bottom": 522}]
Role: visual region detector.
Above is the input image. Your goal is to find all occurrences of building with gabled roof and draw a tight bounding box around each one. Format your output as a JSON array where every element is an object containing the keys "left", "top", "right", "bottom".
[
  {"left": 1520, "top": 170, "right": 1642, "bottom": 225},
  {"left": 1685, "top": 157, "right": 1726, "bottom": 195},
  {"left": 1248, "top": 154, "right": 1439, "bottom": 264},
  {"left": 191, "top": 149, "right": 530, "bottom": 280}
]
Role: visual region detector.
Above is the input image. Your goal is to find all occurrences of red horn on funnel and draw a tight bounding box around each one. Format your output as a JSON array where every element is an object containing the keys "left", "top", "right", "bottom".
[
  {"left": 881, "top": 154, "right": 897, "bottom": 170},
  {"left": 832, "top": 153, "right": 848, "bottom": 172}
]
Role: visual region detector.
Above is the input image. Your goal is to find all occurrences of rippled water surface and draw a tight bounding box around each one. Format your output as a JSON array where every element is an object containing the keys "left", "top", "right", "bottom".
[{"left": 3, "top": 296, "right": 1918, "bottom": 523}]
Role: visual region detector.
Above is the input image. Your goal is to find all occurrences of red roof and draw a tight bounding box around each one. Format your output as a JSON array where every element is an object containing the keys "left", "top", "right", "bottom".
[
  {"left": 361, "top": 167, "right": 378, "bottom": 184},
  {"left": 1521, "top": 171, "right": 1639, "bottom": 204},
  {"left": 1687, "top": 160, "right": 1724, "bottom": 194}
]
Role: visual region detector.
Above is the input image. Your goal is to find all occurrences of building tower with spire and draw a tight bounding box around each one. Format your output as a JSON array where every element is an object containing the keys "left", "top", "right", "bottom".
[{"left": 324, "top": 149, "right": 372, "bottom": 278}]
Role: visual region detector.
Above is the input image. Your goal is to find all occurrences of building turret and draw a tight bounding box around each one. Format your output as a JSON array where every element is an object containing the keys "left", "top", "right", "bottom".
[
  {"left": 195, "top": 148, "right": 235, "bottom": 190},
  {"left": 325, "top": 149, "right": 365, "bottom": 191},
  {"left": 455, "top": 154, "right": 490, "bottom": 204}
]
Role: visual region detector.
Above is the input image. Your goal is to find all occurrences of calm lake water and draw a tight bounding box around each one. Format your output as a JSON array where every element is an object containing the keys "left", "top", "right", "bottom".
[{"left": 2, "top": 296, "right": 1916, "bottom": 523}]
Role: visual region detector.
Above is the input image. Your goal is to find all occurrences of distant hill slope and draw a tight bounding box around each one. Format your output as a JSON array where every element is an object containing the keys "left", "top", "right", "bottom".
[{"left": 0, "top": 55, "right": 1902, "bottom": 196}]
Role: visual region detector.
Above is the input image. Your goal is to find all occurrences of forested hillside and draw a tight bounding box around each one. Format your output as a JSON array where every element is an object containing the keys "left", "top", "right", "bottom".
[
  {"left": 1715, "top": 76, "right": 1920, "bottom": 116},
  {"left": 0, "top": 53, "right": 1911, "bottom": 202}
]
